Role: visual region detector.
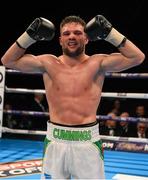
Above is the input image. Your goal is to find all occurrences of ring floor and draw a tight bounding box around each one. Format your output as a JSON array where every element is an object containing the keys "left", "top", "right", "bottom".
[{"left": 0, "top": 138, "right": 148, "bottom": 180}]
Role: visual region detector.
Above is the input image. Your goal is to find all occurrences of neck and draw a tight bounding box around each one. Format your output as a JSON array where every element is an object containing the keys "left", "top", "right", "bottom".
[{"left": 60, "top": 53, "right": 89, "bottom": 67}]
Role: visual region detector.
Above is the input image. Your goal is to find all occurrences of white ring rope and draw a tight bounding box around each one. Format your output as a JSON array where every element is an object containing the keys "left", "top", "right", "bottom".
[
  {"left": 101, "top": 92, "right": 148, "bottom": 99},
  {"left": 2, "top": 127, "right": 148, "bottom": 144},
  {"left": 105, "top": 72, "right": 148, "bottom": 79},
  {"left": 4, "top": 110, "right": 148, "bottom": 123},
  {"left": 6, "top": 69, "right": 41, "bottom": 75},
  {"left": 2, "top": 127, "right": 46, "bottom": 135},
  {"left": 4, "top": 110, "right": 49, "bottom": 116},
  {"left": 5, "top": 86, "right": 148, "bottom": 99},
  {"left": 6, "top": 69, "right": 148, "bottom": 79},
  {"left": 100, "top": 135, "right": 148, "bottom": 143},
  {"left": 5, "top": 86, "right": 45, "bottom": 94}
]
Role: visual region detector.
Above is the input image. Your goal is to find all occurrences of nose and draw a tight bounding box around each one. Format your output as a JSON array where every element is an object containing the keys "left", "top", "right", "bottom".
[{"left": 68, "top": 32, "right": 76, "bottom": 39}]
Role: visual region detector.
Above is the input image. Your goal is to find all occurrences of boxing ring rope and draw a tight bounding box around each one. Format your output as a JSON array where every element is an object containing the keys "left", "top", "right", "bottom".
[
  {"left": 2, "top": 110, "right": 148, "bottom": 147},
  {"left": 2, "top": 126, "right": 148, "bottom": 143},
  {"left": 5, "top": 86, "right": 148, "bottom": 99},
  {"left": 6, "top": 69, "right": 148, "bottom": 79},
  {"left": 5, "top": 86, "right": 45, "bottom": 94},
  {"left": 105, "top": 72, "right": 148, "bottom": 79},
  {"left": 2, "top": 68, "right": 148, "bottom": 153},
  {"left": 3, "top": 109, "right": 148, "bottom": 123},
  {"left": 2, "top": 125, "right": 148, "bottom": 155},
  {"left": 5, "top": 69, "right": 148, "bottom": 98}
]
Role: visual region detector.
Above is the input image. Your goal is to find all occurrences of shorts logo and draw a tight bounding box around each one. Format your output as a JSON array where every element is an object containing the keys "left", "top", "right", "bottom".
[{"left": 53, "top": 128, "right": 92, "bottom": 141}]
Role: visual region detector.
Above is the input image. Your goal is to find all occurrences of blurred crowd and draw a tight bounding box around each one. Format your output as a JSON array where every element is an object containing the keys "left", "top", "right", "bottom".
[
  {"left": 99, "top": 99, "right": 148, "bottom": 138},
  {"left": 3, "top": 93, "right": 48, "bottom": 131}
]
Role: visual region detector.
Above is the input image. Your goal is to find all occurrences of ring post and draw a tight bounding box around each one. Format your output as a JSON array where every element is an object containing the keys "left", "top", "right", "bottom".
[{"left": 0, "top": 66, "right": 5, "bottom": 138}]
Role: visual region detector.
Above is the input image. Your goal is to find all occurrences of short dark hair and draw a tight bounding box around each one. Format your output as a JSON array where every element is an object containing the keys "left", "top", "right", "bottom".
[{"left": 60, "top": 15, "right": 86, "bottom": 30}]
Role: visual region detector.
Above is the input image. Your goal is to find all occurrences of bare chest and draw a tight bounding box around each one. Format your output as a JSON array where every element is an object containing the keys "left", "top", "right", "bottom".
[{"left": 52, "top": 67, "right": 95, "bottom": 96}]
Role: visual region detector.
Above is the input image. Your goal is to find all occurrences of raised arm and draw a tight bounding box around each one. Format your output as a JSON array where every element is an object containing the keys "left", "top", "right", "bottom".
[
  {"left": 85, "top": 15, "right": 145, "bottom": 72},
  {"left": 1, "top": 17, "right": 55, "bottom": 73}
]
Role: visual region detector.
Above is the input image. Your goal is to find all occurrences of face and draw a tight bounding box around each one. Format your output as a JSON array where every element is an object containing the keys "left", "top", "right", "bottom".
[
  {"left": 106, "top": 112, "right": 117, "bottom": 127},
  {"left": 136, "top": 106, "right": 145, "bottom": 116},
  {"left": 120, "top": 112, "right": 129, "bottom": 126},
  {"left": 59, "top": 22, "right": 88, "bottom": 57},
  {"left": 137, "top": 122, "right": 147, "bottom": 134}
]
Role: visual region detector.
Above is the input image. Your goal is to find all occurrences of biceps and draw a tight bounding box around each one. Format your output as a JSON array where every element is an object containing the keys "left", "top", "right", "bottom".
[
  {"left": 15, "top": 55, "right": 44, "bottom": 73},
  {"left": 101, "top": 54, "right": 132, "bottom": 72}
]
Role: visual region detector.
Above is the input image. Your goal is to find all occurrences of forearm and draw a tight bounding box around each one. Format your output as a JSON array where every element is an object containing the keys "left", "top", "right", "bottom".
[
  {"left": 118, "top": 39, "right": 145, "bottom": 63},
  {"left": 1, "top": 42, "right": 26, "bottom": 68},
  {"left": 106, "top": 27, "right": 145, "bottom": 62}
]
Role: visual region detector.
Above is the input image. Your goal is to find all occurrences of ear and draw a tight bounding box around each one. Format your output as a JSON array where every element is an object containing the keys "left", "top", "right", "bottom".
[
  {"left": 59, "top": 36, "right": 62, "bottom": 46},
  {"left": 84, "top": 34, "right": 89, "bottom": 45}
]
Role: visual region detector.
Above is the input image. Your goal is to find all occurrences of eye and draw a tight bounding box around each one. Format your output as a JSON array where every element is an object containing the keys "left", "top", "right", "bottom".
[
  {"left": 74, "top": 31, "right": 83, "bottom": 35},
  {"left": 62, "top": 31, "right": 70, "bottom": 36}
]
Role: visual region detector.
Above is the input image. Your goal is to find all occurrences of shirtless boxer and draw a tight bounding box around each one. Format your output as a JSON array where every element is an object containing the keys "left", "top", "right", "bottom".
[{"left": 1, "top": 15, "right": 145, "bottom": 179}]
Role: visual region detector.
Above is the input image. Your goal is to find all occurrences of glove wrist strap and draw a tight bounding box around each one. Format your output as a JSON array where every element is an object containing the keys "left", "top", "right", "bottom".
[
  {"left": 105, "top": 28, "right": 125, "bottom": 47},
  {"left": 16, "top": 32, "right": 36, "bottom": 49}
]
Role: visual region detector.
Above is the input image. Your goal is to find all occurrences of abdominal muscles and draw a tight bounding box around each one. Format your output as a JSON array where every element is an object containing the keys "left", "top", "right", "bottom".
[{"left": 46, "top": 82, "right": 101, "bottom": 125}]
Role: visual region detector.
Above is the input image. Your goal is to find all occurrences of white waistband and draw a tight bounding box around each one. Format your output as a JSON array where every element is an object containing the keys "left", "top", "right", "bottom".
[{"left": 46, "top": 121, "right": 100, "bottom": 143}]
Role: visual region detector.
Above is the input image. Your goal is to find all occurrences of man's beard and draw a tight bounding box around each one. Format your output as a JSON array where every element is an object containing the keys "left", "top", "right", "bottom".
[{"left": 62, "top": 45, "right": 84, "bottom": 57}]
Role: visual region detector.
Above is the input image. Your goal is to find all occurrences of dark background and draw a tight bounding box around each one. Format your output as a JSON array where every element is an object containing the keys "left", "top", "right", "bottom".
[{"left": 1, "top": 0, "right": 148, "bottom": 114}]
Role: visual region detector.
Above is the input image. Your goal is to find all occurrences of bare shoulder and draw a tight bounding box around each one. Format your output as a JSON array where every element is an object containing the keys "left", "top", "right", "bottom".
[
  {"left": 38, "top": 54, "right": 58, "bottom": 60},
  {"left": 37, "top": 54, "right": 60, "bottom": 64},
  {"left": 89, "top": 54, "right": 109, "bottom": 64},
  {"left": 90, "top": 54, "right": 109, "bottom": 60}
]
